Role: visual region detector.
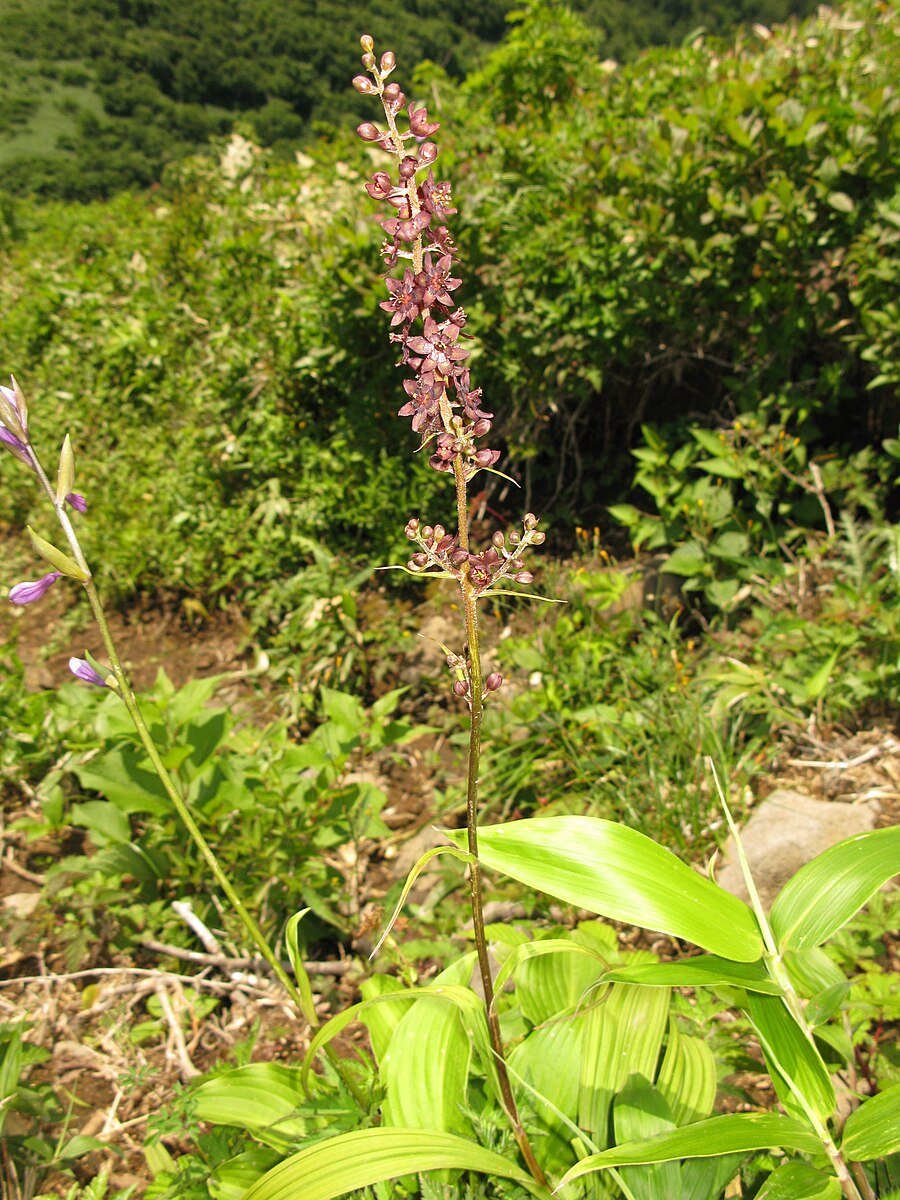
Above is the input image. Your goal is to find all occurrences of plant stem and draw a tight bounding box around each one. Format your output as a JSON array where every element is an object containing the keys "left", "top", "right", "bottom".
[
  {"left": 452, "top": 459, "right": 549, "bottom": 1190},
  {"left": 28, "top": 449, "right": 371, "bottom": 1108}
]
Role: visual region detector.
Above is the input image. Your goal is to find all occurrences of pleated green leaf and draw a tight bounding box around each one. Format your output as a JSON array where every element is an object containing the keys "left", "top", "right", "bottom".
[
  {"left": 556, "top": 1113, "right": 822, "bottom": 1187},
  {"left": 241, "top": 1128, "right": 546, "bottom": 1200},
  {"left": 755, "top": 1162, "right": 841, "bottom": 1198},
  {"left": 615, "top": 1076, "right": 681, "bottom": 1200},
  {"left": 448, "top": 817, "right": 763, "bottom": 961},
  {"left": 358, "top": 975, "right": 407, "bottom": 1064},
  {"left": 508, "top": 1012, "right": 585, "bottom": 1174},
  {"left": 770, "top": 826, "right": 900, "bottom": 951},
  {"left": 746, "top": 993, "right": 835, "bottom": 1122},
  {"left": 656, "top": 1022, "right": 717, "bottom": 1127},
  {"left": 493, "top": 939, "right": 607, "bottom": 1023},
  {"left": 381, "top": 994, "right": 473, "bottom": 1136},
  {"left": 841, "top": 1084, "right": 900, "bottom": 1160},
  {"left": 579, "top": 983, "right": 670, "bottom": 1143},
  {"left": 193, "top": 1064, "right": 308, "bottom": 1153},
  {"left": 600, "top": 955, "right": 782, "bottom": 994}
]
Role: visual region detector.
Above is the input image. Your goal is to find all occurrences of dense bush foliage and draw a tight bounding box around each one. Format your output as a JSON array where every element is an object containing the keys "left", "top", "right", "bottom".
[
  {"left": 0, "top": 0, "right": 817, "bottom": 200},
  {"left": 0, "top": 0, "right": 895, "bottom": 627}
]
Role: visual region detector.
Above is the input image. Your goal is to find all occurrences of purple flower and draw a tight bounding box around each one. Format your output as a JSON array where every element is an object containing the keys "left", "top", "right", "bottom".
[
  {"left": 66, "top": 492, "right": 88, "bottom": 514},
  {"left": 68, "top": 657, "right": 107, "bottom": 687},
  {"left": 9, "top": 571, "right": 63, "bottom": 605},
  {"left": 379, "top": 269, "right": 423, "bottom": 327},
  {"left": 406, "top": 317, "right": 469, "bottom": 377},
  {"left": 0, "top": 422, "right": 31, "bottom": 466},
  {"left": 422, "top": 253, "right": 461, "bottom": 309},
  {"left": 420, "top": 173, "right": 457, "bottom": 221},
  {"left": 408, "top": 103, "right": 439, "bottom": 138}
]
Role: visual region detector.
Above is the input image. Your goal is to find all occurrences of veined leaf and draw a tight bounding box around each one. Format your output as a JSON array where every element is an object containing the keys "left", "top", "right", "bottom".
[
  {"left": 447, "top": 817, "right": 763, "bottom": 961},
  {"left": 381, "top": 994, "right": 473, "bottom": 1136},
  {"left": 508, "top": 1013, "right": 585, "bottom": 1173},
  {"left": 193, "top": 1064, "right": 309, "bottom": 1153},
  {"left": 600, "top": 955, "right": 782, "bottom": 994},
  {"left": 841, "top": 1084, "right": 900, "bottom": 1160},
  {"left": 579, "top": 983, "right": 670, "bottom": 1143},
  {"left": 241, "top": 1128, "right": 546, "bottom": 1200},
  {"left": 615, "top": 1076, "right": 681, "bottom": 1200},
  {"left": 746, "top": 993, "right": 835, "bottom": 1122},
  {"left": 770, "top": 826, "right": 900, "bottom": 951},
  {"left": 493, "top": 938, "right": 608, "bottom": 1023},
  {"left": 557, "top": 1113, "right": 822, "bottom": 1187},
  {"left": 284, "top": 909, "right": 317, "bottom": 1027},
  {"left": 656, "top": 1022, "right": 717, "bottom": 1127},
  {"left": 359, "top": 975, "right": 407, "bottom": 1064},
  {"left": 755, "top": 1162, "right": 841, "bottom": 1198}
]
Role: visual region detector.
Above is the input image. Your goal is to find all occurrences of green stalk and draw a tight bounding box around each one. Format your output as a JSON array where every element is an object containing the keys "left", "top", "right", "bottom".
[{"left": 29, "top": 447, "right": 370, "bottom": 1108}]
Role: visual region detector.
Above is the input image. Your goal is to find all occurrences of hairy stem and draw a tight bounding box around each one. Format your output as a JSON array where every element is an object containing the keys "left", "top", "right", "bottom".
[
  {"left": 453, "top": 459, "right": 549, "bottom": 1190},
  {"left": 29, "top": 448, "right": 372, "bottom": 1108}
]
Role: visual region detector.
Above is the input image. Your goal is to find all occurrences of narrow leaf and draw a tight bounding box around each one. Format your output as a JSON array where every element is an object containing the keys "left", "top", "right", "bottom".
[
  {"left": 770, "top": 827, "right": 900, "bottom": 951},
  {"left": 841, "top": 1085, "right": 900, "bottom": 1161},
  {"left": 241, "top": 1128, "right": 545, "bottom": 1200},
  {"left": 755, "top": 1162, "right": 841, "bottom": 1198},
  {"left": 370, "top": 843, "right": 472, "bottom": 959},
  {"left": 26, "top": 525, "right": 88, "bottom": 581},
  {"left": 747, "top": 993, "right": 835, "bottom": 1122},
  {"left": 448, "top": 817, "right": 763, "bottom": 961},
  {"left": 284, "top": 909, "right": 317, "bottom": 1027},
  {"left": 557, "top": 1113, "right": 822, "bottom": 1187},
  {"left": 600, "top": 956, "right": 782, "bottom": 995}
]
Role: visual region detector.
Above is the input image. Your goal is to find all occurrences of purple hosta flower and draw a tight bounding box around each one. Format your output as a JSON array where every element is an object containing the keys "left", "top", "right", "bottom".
[
  {"left": 380, "top": 269, "right": 423, "bottom": 327},
  {"left": 68, "top": 657, "right": 106, "bottom": 687},
  {"left": 398, "top": 375, "right": 444, "bottom": 435},
  {"left": 0, "top": 421, "right": 31, "bottom": 466},
  {"left": 420, "top": 173, "right": 457, "bottom": 221},
  {"left": 9, "top": 571, "right": 63, "bottom": 605},
  {"left": 422, "top": 253, "right": 461, "bottom": 309},
  {"left": 408, "top": 102, "right": 439, "bottom": 138},
  {"left": 406, "top": 317, "right": 469, "bottom": 377},
  {"left": 67, "top": 492, "right": 88, "bottom": 514}
]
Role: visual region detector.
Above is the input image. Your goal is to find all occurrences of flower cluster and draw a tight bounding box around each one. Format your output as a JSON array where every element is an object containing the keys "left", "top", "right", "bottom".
[
  {"left": 354, "top": 37, "right": 499, "bottom": 480},
  {"left": 404, "top": 513, "right": 545, "bottom": 597}
]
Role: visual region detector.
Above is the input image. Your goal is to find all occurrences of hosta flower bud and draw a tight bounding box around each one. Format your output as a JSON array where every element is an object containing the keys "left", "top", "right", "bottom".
[
  {"left": 9, "top": 571, "right": 63, "bottom": 605},
  {"left": 381, "top": 51, "right": 396, "bottom": 72},
  {"left": 67, "top": 492, "right": 87, "bottom": 514},
  {"left": 360, "top": 34, "right": 374, "bottom": 52},
  {"left": 68, "top": 657, "right": 106, "bottom": 687},
  {"left": 356, "top": 122, "right": 380, "bottom": 142},
  {"left": 485, "top": 672, "right": 503, "bottom": 692}
]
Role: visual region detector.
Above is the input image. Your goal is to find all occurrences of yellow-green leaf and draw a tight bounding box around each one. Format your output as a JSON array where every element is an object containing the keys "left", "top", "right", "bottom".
[
  {"left": 841, "top": 1084, "right": 900, "bottom": 1161},
  {"left": 26, "top": 526, "right": 88, "bottom": 581}
]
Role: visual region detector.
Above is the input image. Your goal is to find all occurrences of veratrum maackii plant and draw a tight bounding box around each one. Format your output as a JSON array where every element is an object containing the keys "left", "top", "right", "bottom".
[{"left": 2, "top": 33, "right": 898, "bottom": 1200}]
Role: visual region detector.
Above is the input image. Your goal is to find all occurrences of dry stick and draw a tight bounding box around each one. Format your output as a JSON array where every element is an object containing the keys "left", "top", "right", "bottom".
[
  {"left": 141, "top": 938, "right": 353, "bottom": 976},
  {"left": 24, "top": 449, "right": 369, "bottom": 1109}
]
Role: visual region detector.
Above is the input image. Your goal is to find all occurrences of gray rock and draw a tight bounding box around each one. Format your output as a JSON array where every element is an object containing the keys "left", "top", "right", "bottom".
[{"left": 715, "top": 789, "right": 880, "bottom": 908}]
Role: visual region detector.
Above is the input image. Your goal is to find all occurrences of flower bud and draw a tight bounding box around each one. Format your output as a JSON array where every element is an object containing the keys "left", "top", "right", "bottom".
[
  {"left": 412, "top": 552, "right": 428, "bottom": 567},
  {"left": 472, "top": 419, "right": 492, "bottom": 437},
  {"left": 381, "top": 51, "right": 396, "bottom": 73},
  {"left": 433, "top": 524, "right": 445, "bottom": 540},
  {"left": 362, "top": 52, "right": 376, "bottom": 68},
  {"left": 422, "top": 525, "right": 433, "bottom": 540},
  {"left": 436, "top": 534, "right": 455, "bottom": 552},
  {"left": 453, "top": 679, "right": 469, "bottom": 697},
  {"left": 473, "top": 448, "right": 495, "bottom": 467},
  {"left": 398, "top": 155, "right": 418, "bottom": 179},
  {"left": 491, "top": 531, "right": 505, "bottom": 548},
  {"left": 9, "top": 571, "right": 63, "bottom": 606},
  {"left": 515, "top": 571, "right": 534, "bottom": 584},
  {"left": 450, "top": 548, "right": 469, "bottom": 565},
  {"left": 524, "top": 512, "right": 537, "bottom": 529},
  {"left": 531, "top": 531, "right": 546, "bottom": 545},
  {"left": 69, "top": 657, "right": 107, "bottom": 687},
  {"left": 360, "top": 34, "right": 374, "bottom": 52},
  {"left": 509, "top": 531, "right": 520, "bottom": 545},
  {"left": 485, "top": 672, "right": 503, "bottom": 692},
  {"left": 418, "top": 141, "right": 438, "bottom": 165},
  {"left": 356, "top": 122, "right": 380, "bottom": 142},
  {"left": 353, "top": 75, "right": 376, "bottom": 94}
]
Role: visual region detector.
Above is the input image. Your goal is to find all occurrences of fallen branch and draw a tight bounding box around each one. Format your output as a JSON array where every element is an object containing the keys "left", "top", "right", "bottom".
[{"left": 140, "top": 939, "right": 354, "bottom": 977}]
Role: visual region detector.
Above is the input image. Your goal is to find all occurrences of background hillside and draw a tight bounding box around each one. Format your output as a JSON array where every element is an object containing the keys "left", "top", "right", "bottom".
[{"left": 1, "top": 0, "right": 816, "bottom": 199}]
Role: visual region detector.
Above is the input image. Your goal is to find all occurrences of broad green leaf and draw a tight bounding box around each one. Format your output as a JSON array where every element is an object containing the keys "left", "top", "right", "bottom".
[
  {"left": 241, "top": 1128, "right": 545, "bottom": 1200},
  {"left": 557, "top": 1113, "right": 822, "bottom": 1187},
  {"left": 359, "top": 975, "right": 407, "bottom": 1063},
  {"left": 770, "top": 827, "right": 900, "bottom": 951},
  {"left": 783, "top": 948, "right": 846, "bottom": 998},
  {"left": 663, "top": 544, "right": 708, "bottom": 577},
  {"left": 746, "top": 993, "right": 835, "bottom": 1122},
  {"left": 681, "top": 1154, "right": 746, "bottom": 1200},
  {"left": 841, "top": 1085, "right": 900, "bottom": 1160},
  {"left": 381, "top": 995, "right": 472, "bottom": 1136},
  {"left": 508, "top": 1013, "right": 585, "bottom": 1173},
  {"left": 600, "top": 955, "right": 782, "bottom": 995},
  {"left": 615, "top": 1076, "right": 681, "bottom": 1200},
  {"left": 579, "top": 983, "right": 670, "bottom": 1143},
  {"left": 696, "top": 457, "right": 744, "bottom": 479},
  {"left": 448, "top": 817, "right": 763, "bottom": 961},
  {"left": 193, "top": 1064, "right": 309, "bottom": 1153},
  {"left": 755, "top": 1162, "right": 841, "bottom": 1198},
  {"left": 495, "top": 939, "right": 607, "bottom": 1023},
  {"left": 70, "top": 799, "right": 131, "bottom": 845},
  {"left": 72, "top": 748, "right": 170, "bottom": 816},
  {"left": 210, "top": 1148, "right": 282, "bottom": 1200},
  {"left": 656, "top": 1023, "right": 717, "bottom": 1127}
]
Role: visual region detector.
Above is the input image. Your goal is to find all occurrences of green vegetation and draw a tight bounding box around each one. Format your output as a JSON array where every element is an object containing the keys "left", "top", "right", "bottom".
[{"left": 0, "top": 0, "right": 817, "bottom": 200}]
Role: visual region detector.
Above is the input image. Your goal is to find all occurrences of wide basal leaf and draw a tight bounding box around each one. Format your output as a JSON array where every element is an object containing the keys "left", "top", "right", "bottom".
[
  {"left": 493, "top": 939, "right": 607, "bottom": 1023},
  {"left": 556, "top": 1113, "right": 822, "bottom": 1187},
  {"left": 448, "top": 817, "right": 763, "bottom": 961},
  {"left": 770, "top": 826, "right": 900, "bottom": 951},
  {"left": 508, "top": 1013, "right": 585, "bottom": 1174},
  {"left": 193, "top": 1064, "right": 309, "bottom": 1153},
  {"left": 841, "top": 1084, "right": 900, "bottom": 1160},
  {"left": 655, "top": 1021, "right": 717, "bottom": 1127},
  {"left": 241, "top": 1127, "right": 547, "bottom": 1200},
  {"left": 755, "top": 1162, "right": 841, "bottom": 1199},
  {"left": 614, "top": 1076, "right": 681, "bottom": 1200},
  {"left": 600, "top": 955, "right": 782, "bottom": 995}
]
